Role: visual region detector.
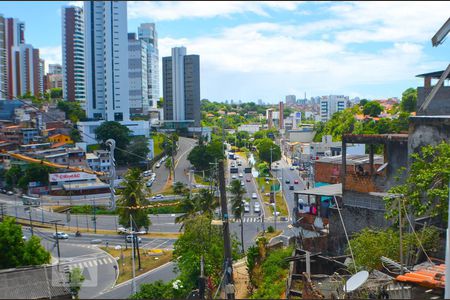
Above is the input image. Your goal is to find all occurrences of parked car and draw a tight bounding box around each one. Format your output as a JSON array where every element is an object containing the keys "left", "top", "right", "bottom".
[
  {"left": 240, "top": 181, "right": 245, "bottom": 187},
  {"left": 126, "top": 235, "right": 142, "bottom": 243},
  {"left": 6, "top": 191, "right": 13, "bottom": 196},
  {"left": 251, "top": 193, "right": 257, "bottom": 199},
  {"left": 152, "top": 194, "right": 164, "bottom": 200},
  {"left": 0, "top": 189, "right": 7, "bottom": 194},
  {"left": 294, "top": 179, "right": 299, "bottom": 184},
  {"left": 117, "top": 227, "right": 129, "bottom": 234},
  {"left": 239, "top": 173, "right": 243, "bottom": 178},
  {"left": 53, "top": 232, "right": 69, "bottom": 240},
  {"left": 231, "top": 175, "right": 237, "bottom": 180},
  {"left": 290, "top": 166, "right": 295, "bottom": 170},
  {"left": 289, "top": 185, "right": 294, "bottom": 190},
  {"left": 285, "top": 179, "right": 290, "bottom": 184},
  {"left": 155, "top": 162, "right": 161, "bottom": 168},
  {"left": 246, "top": 177, "right": 251, "bottom": 182}
]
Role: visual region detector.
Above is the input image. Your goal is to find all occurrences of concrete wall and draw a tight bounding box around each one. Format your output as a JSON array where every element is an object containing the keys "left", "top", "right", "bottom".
[
  {"left": 417, "top": 87, "right": 450, "bottom": 116},
  {"left": 289, "top": 130, "right": 316, "bottom": 143},
  {"left": 408, "top": 116, "right": 450, "bottom": 156}
]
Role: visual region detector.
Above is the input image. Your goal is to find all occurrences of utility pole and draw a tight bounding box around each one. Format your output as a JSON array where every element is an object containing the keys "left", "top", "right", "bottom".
[
  {"left": 106, "top": 139, "right": 116, "bottom": 210},
  {"left": 218, "top": 160, "right": 235, "bottom": 300},
  {"left": 93, "top": 199, "right": 97, "bottom": 234}
]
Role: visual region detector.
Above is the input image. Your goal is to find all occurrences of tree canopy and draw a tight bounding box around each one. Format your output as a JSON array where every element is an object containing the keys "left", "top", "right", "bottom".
[
  {"left": 363, "top": 101, "right": 383, "bottom": 117},
  {"left": 256, "top": 138, "right": 281, "bottom": 167},
  {"left": 94, "top": 121, "right": 131, "bottom": 164},
  {"left": 116, "top": 168, "right": 151, "bottom": 231},
  {"left": 400, "top": 87, "right": 417, "bottom": 112},
  {"left": 126, "top": 136, "right": 150, "bottom": 165},
  {"left": 385, "top": 141, "right": 450, "bottom": 220},
  {"left": 57, "top": 100, "right": 86, "bottom": 123},
  {"left": 6, "top": 164, "right": 55, "bottom": 191},
  {"left": 187, "top": 140, "right": 224, "bottom": 172},
  {"left": 0, "top": 217, "right": 50, "bottom": 268}
]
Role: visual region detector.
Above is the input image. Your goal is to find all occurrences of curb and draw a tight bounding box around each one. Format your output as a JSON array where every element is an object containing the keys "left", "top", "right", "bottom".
[{"left": 113, "top": 261, "right": 173, "bottom": 289}]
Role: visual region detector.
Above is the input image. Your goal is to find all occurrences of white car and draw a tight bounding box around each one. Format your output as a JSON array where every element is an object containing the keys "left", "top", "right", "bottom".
[
  {"left": 6, "top": 191, "right": 13, "bottom": 196},
  {"left": 146, "top": 180, "right": 154, "bottom": 187},
  {"left": 251, "top": 193, "right": 257, "bottom": 199},
  {"left": 240, "top": 181, "right": 245, "bottom": 187},
  {"left": 231, "top": 175, "right": 237, "bottom": 180},
  {"left": 244, "top": 204, "right": 250, "bottom": 213},
  {"left": 254, "top": 203, "right": 261, "bottom": 213},
  {"left": 53, "top": 232, "right": 69, "bottom": 239},
  {"left": 126, "top": 235, "right": 142, "bottom": 243},
  {"left": 155, "top": 162, "right": 161, "bottom": 168},
  {"left": 238, "top": 173, "right": 243, "bottom": 178},
  {"left": 117, "top": 227, "right": 129, "bottom": 234},
  {"left": 152, "top": 194, "right": 164, "bottom": 200},
  {"left": 290, "top": 166, "right": 295, "bottom": 170}
]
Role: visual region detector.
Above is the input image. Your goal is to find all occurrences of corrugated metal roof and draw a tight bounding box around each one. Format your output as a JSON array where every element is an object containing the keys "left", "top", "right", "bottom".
[{"left": 396, "top": 264, "right": 446, "bottom": 289}]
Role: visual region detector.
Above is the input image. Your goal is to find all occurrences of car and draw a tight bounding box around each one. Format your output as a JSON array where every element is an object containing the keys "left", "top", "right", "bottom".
[
  {"left": 251, "top": 193, "right": 257, "bottom": 199},
  {"left": 285, "top": 179, "right": 290, "bottom": 184},
  {"left": 231, "top": 175, "right": 237, "bottom": 180},
  {"left": 294, "top": 179, "right": 299, "bottom": 184},
  {"left": 273, "top": 211, "right": 280, "bottom": 216},
  {"left": 90, "top": 239, "right": 103, "bottom": 244},
  {"left": 53, "top": 232, "right": 69, "bottom": 239},
  {"left": 254, "top": 203, "right": 261, "bottom": 213},
  {"left": 246, "top": 177, "right": 251, "bottom": 182},
  {"left": 244, "top": 204, "right": 250, "bottom": 213},
  {"left": 146, "top": 180, "right": 154, "bottom": 187},
  {"left": 239, "top": 173, "right": 243, "bottom": 178},
  {"left": 290, "top": 166, "right": 295, "bottom": 170},
  {"left": 22, "top": 235, "right": 27, "bottom": 241},
  {"left": 240, "top": 181, "right": 245, "bottom": 187},
  {"left": 126, "top": 235, "right": 142, "bottom": 243},
  {"left": 289, "top": 185, "right": 294, "bottom": 190},
  {"left": 0, "top": 189, "right": 7, "bottom": 194},
  {"left": 264, "top": 192, "right": 271, "bottom": 197},
  {"left": 143, "top": 170, "right": 152, "bottom": 177},
  {"left": 155, "top": 162, "right": 161, "bottom": 168},
  {"left": 6, "top": 191, "right": 13, "bottom": 196},
  {"left": 237, "top": 161, "right": 242, "bottom": 166},
  {"left": 152, "top": 194, "right": 164, "bottom": 200},
  {"left": 117, "top": 227, "right": 129, "bottom": 234}
]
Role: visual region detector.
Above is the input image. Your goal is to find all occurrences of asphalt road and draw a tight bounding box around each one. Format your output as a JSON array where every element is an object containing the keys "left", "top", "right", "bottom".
[{"left": 151, "top": 137, "right": 196, "bottom": 193}]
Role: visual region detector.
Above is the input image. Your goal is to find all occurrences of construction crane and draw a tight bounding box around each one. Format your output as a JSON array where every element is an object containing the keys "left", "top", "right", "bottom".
[{"left": 1, "top": 150, "right": 107, "bottom": 176}]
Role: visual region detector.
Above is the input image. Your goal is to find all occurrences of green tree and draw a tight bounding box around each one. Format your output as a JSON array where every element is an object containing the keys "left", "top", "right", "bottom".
[
  {"left": 57, "top": 100, "right": 86, "bottom": 123},
  {"left": 5, "top": 165, "right": 23, "bottom": 189},
  {"left": 385, "top": 141, "right": 450, "bottom": 220},
  {"left": 257, "top": 138, "right": 281, "bottom": 168},
  {"left": 175, "top": 189, "right": 219, "bottom": 229},
  {"left": 157, "top": 97, "right": 164, "bottom": 108},
  {"left": 165, "top": 158, "right": 173, "bottom": 179},
  {"left": 0, "top": 217, "right": 50, "bottom": 268},
  {"left": 359, "top": 99, "right": 369, "bottom": 106},
  {"left": 188, "top": 141, "right": 224, "bottom": 172},
  {"left": 173, "top": 215, "right": 240, "bottom": 292},
  {"left": 69, "top": 267, "right": 85, "bottom": 299},
  {"left": 400, "top": 88, "right": 417, "bottom": 112},
  {"left": 94, "top": 121, "right": 131, "bottom": 165},
  {"left": 50, "top": 88, "right": 63, "bottom": 99},
  {"left": 363, "top": 101, "right": 383, "bottom": 117},
  {"left": 10, "top": 164, "right": 56, "bottom": 191},
  {"left": 348, "top": 227, "right": 439, "bottom": 271},
  {"left": 173, "top": 182, "right": 187, "bottom": 195},
  {"left": 229, "top": 179, "right": 246, "bottom": 254},
  {"left": 70, "top": 127, "right": 82, "bottom": 143},
  {"left": 116, "top": 168, "right": 151, "bottom": 231},
  {"left": 126, "top": 136, "right": 150, "bottom": 165}
]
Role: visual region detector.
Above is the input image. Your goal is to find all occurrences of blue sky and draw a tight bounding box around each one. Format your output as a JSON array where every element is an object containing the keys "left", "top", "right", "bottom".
[{"left": 0, "top": 1, "right": 449, "bottom": 103}]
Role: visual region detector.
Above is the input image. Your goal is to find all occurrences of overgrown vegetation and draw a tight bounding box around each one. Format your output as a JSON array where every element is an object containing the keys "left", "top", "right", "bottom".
[{"left": 348, "top": 227, "right": 440, "bottom": 271}]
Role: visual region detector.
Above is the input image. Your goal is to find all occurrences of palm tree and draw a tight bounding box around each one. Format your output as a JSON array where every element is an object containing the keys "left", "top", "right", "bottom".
[
  {"left": 175, "top": 188, "right": 219, "bottom": 230},
  {"left": 229, "top": 179, "right": 246, "bottom": 253},
  {"left": 116, "top": 168, "right": 151, "bottom": 232},
  {"left": 165, "top": 158, "right": 173, "bottom": 179}
]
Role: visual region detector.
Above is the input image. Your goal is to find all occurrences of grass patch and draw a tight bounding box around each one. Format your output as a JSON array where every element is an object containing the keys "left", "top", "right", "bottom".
[
  {"left": 194, "top": 173, "right": 210, "bottom": 186},
  {"left": 101, "top": 247, "right": 173, "bottom": 284},
  {"left": 152, "top": 135, "right": 164, "bottom": 157},
  {"left": 256, "top": 177, "right": 288, "bottom": 217},
  {"left": 69, "top": 205, "right": 117, "bottom": 215},
  {"left": 256, "top": 230, "right": 283, "bottom": 241}
]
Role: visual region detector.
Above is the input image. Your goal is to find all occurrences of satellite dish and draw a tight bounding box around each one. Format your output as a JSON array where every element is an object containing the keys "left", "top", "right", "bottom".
[{"left": 345, "top": 270, "right": 369, "bottom": 293}]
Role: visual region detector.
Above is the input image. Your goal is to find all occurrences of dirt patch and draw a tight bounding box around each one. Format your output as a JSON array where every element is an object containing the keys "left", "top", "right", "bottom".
[{"left": 233, "top": 258, "right": 250, "bottom": 299}]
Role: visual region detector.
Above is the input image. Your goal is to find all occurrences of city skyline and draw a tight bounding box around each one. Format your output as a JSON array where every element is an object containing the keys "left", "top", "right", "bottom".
[{"left": 0, "top": 1, "right": 449, "bottom": 102}]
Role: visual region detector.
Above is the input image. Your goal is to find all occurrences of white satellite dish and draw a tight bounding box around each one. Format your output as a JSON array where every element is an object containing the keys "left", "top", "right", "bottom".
[{"left": 345, "top": 270, "right": 369, "bottom": 293}]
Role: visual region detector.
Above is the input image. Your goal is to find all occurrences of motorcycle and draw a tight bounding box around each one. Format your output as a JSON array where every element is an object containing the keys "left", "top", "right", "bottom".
[{"left": 75, "top": 231, "right": 82, "bottom": 237}]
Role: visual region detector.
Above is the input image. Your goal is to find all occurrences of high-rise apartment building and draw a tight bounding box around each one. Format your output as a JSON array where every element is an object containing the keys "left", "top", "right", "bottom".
[
  {"left": 128, "top": 32, "right": 149, "bottom": 116},
  {"left": 48, "top": 63, "right": 62, "bottom": 75},
  {"left": 10, "top": 44, "right": 41, "bottom": 97},
  {"left": 138, "top": 23, "right": 159, "bottom": 109},
  {"left": 62, "top": 6, "right": 85, "bottom": 103},
  {"left": 162, "top": 46, "right": 200, "bottom": 127},
  {"left": 285, "top": 95, "right": 296, "bottom": 105},
  {"left": 320, "top": 95, "right": 349, "bottom": 121},
  {"left": 84, "top": 1, "right": 129, "bottom": 121}
]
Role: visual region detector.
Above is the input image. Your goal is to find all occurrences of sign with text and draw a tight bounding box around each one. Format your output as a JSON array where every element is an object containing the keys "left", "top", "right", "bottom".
[{"left": 49, "top": 172, "right": 97, "bottom": 183}]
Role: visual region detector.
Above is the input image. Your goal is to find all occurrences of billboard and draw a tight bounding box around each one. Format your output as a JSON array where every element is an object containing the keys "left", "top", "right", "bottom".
[{"left": 49, "top": 172, "right": 97, "bottom": 183}]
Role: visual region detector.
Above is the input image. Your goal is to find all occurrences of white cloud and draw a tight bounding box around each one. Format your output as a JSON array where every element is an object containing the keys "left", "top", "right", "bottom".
[
  {"left": 39, "top": 46, "right": 62, "bottom": 71},
  {"left": 127, "top": 1, "right": 304, "bottom": 21}
]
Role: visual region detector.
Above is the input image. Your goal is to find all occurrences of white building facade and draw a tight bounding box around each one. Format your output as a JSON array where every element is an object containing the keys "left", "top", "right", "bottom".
[
  {"left": 320, "top": 95, "right": 349, "bottom": 122},
  {"left": 84, "top": 1, "right": 129, "bottom": 121},
  {"left": 138, "top": 23, "right": 159, "bottom": 109}
]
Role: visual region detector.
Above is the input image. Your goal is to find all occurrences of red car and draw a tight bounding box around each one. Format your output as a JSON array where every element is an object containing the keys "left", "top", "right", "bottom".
[
  {"left": 294, "top": 179, "right": 299, "bottom": 184},
  {"left": 246, "top": 177, "right": 251, "bottom": 182}
]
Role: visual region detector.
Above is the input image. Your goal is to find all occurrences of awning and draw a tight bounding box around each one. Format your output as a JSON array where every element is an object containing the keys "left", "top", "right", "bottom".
[{"left": 294, "top": 183, "right": 342, "bottom": 197}]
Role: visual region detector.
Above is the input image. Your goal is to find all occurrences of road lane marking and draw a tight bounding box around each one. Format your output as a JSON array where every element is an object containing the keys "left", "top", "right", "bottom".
[
  {"left": 87, "top": 261, "right": 93, "bottom": 267},
  {"left": 82, "top": 262, "right": 89, "bottom": 268}
]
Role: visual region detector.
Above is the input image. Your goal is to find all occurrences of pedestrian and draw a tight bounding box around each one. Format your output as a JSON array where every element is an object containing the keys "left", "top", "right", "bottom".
[{"left": 106, "top": 241, "right": 109, "bottom": 249}]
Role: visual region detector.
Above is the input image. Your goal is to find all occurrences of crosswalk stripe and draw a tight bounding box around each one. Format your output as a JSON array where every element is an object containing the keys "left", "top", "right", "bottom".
[
  {"left": 102, "top": 258, "right": 109, "bottom": 264},
  {"left": 98, "top": 259, "right": 104, "bottom": 265},
  {"left": 92, "top": 260, "right": 98, "bottom": 266},
  {"left": 107, "top": 257, "right": 113, "bottom": 264},
  {"left": 82, "top": 262, "right": 89, "bottom": 268}
]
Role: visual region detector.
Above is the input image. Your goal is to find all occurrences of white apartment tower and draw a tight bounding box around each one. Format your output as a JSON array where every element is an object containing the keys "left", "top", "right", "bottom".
[
  {"left": 320, "top": 95, "right": 349, "bottom": 121},
  {"left": 62, "top": 6, "right": 85, "bottom": 103},
  {"left": 84, "top": 1, "right": 129, "bottom": 121},
  {"left": 128, "top": 32, "right": 149, "bottom": 116},
  {"left": 138, "top": 23, "right": 159, "bottom": 109}
]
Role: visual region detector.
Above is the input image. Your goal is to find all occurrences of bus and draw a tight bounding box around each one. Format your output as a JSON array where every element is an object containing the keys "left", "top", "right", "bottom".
[{"left": 21, "top": 195, "right": 40, "bottom": 206}]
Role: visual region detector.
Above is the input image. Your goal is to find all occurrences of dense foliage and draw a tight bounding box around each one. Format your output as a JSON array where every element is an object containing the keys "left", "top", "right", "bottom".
[
  {"left": 348, "top": 227, "right": 440, "bottom": 271},
  {"left": 400, "top": 88, "right": 417, "bottom": 112},
  {"left": 256, "top": 138, "right": 281, "bottom": 167},
  {"left": 116, "top": 168, "right": 151, "bottom": 231},
  {"left": 57, "top": 100, "right": 86, "bottom": 123},
  {"left": 363, "top": 101, "right": 383, "bottom": 117},
  {"left": 0, "top": 217, "right": 50, "bottom": 268},
  {"left": 385, "top": 141, "right": 450, "bottom": 220},
  {"left": 6, "top": 164, "right": 55, "bottom": 191},
  {"left": 94, "top": 121, "right": 131, "bottom": 164},
  {"left": 187, "top": 140, "right": 224, "bottom": 172}
]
